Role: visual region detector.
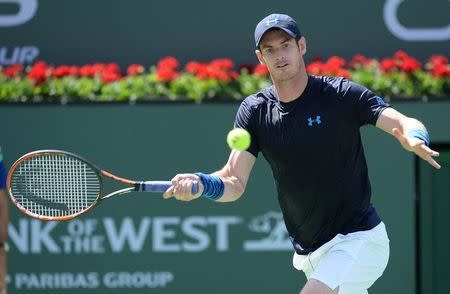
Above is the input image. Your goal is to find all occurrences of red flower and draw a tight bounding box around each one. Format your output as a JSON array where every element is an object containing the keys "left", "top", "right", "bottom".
[
  {"left": 253, "top": 63, "right": 270, "bottom": 76},
  {"left": 207, "top": 69, "right": 225, "bottom": 81},
  {"left": 185, "top": 59, "right": 236, "bottom": 81},
  {"left": 156, "top": 67, "right": 177, "bottom": 82},
  {"left": 53, "top": 65, "right": 71, "bottom": 78},
  {"left": 186, "top": 62, "right": 211, "bottom": 76},
  {"left": 326, "top": 56, "right": 346, "bottom": 68},
  {"left": 101, "top": 71, "right": 121, "bottom": 84},
  {"left": 33, "top": 60, "right": 48, "bottom": 69},
  {"left": 28, "top": 67, "right": 47, "bottom": 85},
  {"left": 337, "top": 69, "right": 351, "bottom": 79},
  {"left": 68, "top": 66, "right": 79, "bottom": 76},
  {"left": 79, "top": 65, "right": 95, "bottom": 77},
  {"left": 229, "top": 71, "right": 239, "bottom": 80},
  {"left": 307, "top": 57, "right": 350, "bottom": 78},
  {"left": 27, "top": 61, "right": 51, "bottom": 84},
  {"left": 427, "top": 55, "right": 449, "bottom": 77},
  {"left": 105, "top": 63, "right": 120, "bottom": 74},
  {"left": 380, "top": 58, "right": 397, "bottom": 72},
  {"left": 428, "top": 55, "right": 448, "bottom": 66},
  {"left": 430, "top": 63, "right": 450, "bottom": 78},
  {"left": 400, "top": 57, "right": 421, "bottom": 73},
  {"left": 92, "top": 63, "right": 105, "bottom": 75},
  {"left": 349, "top": 54, "right": 373, "bottom": 68},
  {"left": 157, "top": 56, "right": 179, "bottom": 70},
  {"left": 185, "top": 61, "right": 204, "bottom": 74},
  {"left": 127, "top": 64, "right": 144, "bottom": 76},
  {"left": 306, "top": 61, "right": 323, "bottom": 75},
  {"left": 353, "top": 54, "right": 367, "bottom": 63},
  {"left": 323, "top": 56, "right": 346, "bottom": 75},
  {"left": 394, "top": 50, "right": 409, "bottom": 61},
  {"left": 2, "top": 64, "right": 23, "bottom": 78},
  {"left": 195, "top": 68, "right": 210, "bottom": 79},
  {"left": 212, "top": 71, "right": 231, "bottom": 82},
  {"left": 209, "top": 58, "right": 234, "bottom": 71}
]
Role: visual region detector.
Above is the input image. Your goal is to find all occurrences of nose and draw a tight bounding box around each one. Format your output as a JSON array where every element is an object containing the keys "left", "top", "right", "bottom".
[{"left": 276, "top": 55, "right": 286, "bottom": 62}]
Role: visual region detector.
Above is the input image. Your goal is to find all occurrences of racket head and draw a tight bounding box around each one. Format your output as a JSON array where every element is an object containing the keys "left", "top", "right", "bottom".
[{"left": 7, "top": 150, "right": 103, "bottom": 221}]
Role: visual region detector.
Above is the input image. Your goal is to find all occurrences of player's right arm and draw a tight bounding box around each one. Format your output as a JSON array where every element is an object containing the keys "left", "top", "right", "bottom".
[
  {"left": 163, "top": 150, "right": 256, "bottom": 202},
  {"left": 211, "top": 150, "right": 256, "bottom": 202}
]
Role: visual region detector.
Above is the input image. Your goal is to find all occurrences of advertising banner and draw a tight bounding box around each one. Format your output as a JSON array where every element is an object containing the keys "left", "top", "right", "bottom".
[{"left": 1, "top": 0, "right": 448, "bottom": 66}]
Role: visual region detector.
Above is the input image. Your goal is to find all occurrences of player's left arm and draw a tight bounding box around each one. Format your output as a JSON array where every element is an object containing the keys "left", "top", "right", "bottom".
[{"left": 376, "top": 107, "right": 441, "bottom": 169}]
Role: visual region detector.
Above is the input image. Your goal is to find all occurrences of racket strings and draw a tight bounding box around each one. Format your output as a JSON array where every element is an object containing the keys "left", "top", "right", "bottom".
[{"left": 10, "top": 154, "right": 100, "bottom": 217}]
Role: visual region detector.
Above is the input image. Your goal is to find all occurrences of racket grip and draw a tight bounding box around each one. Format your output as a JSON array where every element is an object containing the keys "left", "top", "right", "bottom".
[{"left": 135, "top": 181, "right": 199, "bottom": 194}]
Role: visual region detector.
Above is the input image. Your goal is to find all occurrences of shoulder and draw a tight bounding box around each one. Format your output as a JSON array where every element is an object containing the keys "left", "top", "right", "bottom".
[
  {"left": 318, "top": 76, "right": 370, "bottom": 98},
  {"left": 307, "top": 75, "right": 372, "bottom": 104},
  {"left": 240, "top": 85, "right": 276, "bottom": 110}
]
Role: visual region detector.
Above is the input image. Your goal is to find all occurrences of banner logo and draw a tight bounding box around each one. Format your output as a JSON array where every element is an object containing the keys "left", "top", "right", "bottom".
[
  {"left": 383, "top": 0, "right": 450, "bottom": 41},
  {"left": 9, "top": 212, "right": 293, "bottom": 254},
  {"left": 0, "top": 0, "right": 38, "bottom": 27},
  {"left": 244, "top": 211, "right": 292, "bottom": 251}
]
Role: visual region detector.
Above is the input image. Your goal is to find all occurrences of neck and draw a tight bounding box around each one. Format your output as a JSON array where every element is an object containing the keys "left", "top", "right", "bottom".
[{"left": 273, "top": 69, "right": 308, "bottom": 103}]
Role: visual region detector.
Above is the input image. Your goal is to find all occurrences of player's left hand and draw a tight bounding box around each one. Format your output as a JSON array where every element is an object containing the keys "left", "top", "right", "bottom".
[{"left": 392, "top": 128, "right": 441, "bottom": 169}]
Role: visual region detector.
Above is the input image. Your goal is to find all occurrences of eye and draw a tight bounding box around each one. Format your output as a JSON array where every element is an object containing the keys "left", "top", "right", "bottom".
[
  {"left": 264, "top": 48, "right": 273, "bottom": 55},
  {"left": 283, "top": 43, "right": 290, "bottom": 48}
]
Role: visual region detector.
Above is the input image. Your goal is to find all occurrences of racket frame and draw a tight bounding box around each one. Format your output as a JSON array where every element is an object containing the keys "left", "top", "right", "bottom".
[
  {"left": 7, "top": 150, "right": 137, "bottom": 221},
  {"left": 7, "top": 149, "right": 197, "bottom": 221}
]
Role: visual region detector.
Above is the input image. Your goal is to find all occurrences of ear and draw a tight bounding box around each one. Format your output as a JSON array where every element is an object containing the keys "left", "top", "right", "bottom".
[
  {"left": 255, "top": 49, "right": 266, "bottom": 65},
  {"left": 298, "top": 37, "right": 307, "bottom": 55}
]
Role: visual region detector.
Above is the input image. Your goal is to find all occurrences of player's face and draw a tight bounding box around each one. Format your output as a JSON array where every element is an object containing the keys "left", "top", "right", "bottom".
[{"left": 256, "top": 29, "right": 306, "bottom": 82}]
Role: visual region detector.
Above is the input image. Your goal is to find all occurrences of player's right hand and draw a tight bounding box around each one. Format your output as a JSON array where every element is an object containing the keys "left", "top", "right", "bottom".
[{"left": 163, "top": 173, "right": 204, "bottom": 201}]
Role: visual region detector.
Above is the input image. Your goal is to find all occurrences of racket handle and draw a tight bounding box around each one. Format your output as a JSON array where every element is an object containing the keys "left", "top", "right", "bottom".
[{"left": 135, "top": 181, "right": 199, "bottom": 194}]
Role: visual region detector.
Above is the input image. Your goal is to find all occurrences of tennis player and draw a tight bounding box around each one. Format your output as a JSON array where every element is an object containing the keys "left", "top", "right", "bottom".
[
  {"left": 164, "top": 13, "right": 441, "bottom": 294},
  {"left": 0, "top": 145, "right": 9, "bottom": 294}
]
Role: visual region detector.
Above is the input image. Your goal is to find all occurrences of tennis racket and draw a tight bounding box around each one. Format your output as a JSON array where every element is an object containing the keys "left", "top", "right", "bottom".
[{"left": 6, "top": 150, "right": 198, "bottom": 221}]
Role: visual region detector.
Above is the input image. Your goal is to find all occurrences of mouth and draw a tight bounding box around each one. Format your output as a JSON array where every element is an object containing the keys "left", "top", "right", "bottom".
[{"left": 276, "top": 63, "right": 289, "bottom": 69}]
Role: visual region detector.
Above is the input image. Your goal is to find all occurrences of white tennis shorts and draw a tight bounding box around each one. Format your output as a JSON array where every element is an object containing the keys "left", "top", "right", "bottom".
[{"left": 293, "top": 222, "right": 390, "bottom": 294}]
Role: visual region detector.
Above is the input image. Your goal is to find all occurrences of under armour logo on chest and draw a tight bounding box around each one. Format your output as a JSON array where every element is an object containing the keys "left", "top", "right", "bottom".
[{"left": 307, "top": 115, "right": 322, "bottom": 127}]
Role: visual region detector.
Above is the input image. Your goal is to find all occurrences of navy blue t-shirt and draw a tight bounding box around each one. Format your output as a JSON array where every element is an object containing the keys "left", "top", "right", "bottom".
[{"left": 234, "top": 75, "right": 390, "bottom": 254}]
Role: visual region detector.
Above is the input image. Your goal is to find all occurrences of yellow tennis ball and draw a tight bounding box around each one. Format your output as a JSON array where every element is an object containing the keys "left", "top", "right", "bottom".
[{"left": 227, "top": 128, "right": 251, "bottom": 151}]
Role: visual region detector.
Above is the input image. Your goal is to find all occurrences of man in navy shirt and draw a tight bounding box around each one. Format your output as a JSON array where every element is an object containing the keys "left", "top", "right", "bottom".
[{"left": 164, "top": 14, "right": 441, "bottom": 294}]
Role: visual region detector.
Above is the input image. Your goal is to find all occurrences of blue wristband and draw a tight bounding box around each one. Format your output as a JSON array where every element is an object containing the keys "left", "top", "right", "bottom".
[
  {"left": 406, "top": 129, "right": 430, "bottom": 146},
  {"left": 0, "top": 161, "right": 6, "bottom": 189},
  {"left": 194, "top": 172, "right": 224, "bottom": 201}
]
